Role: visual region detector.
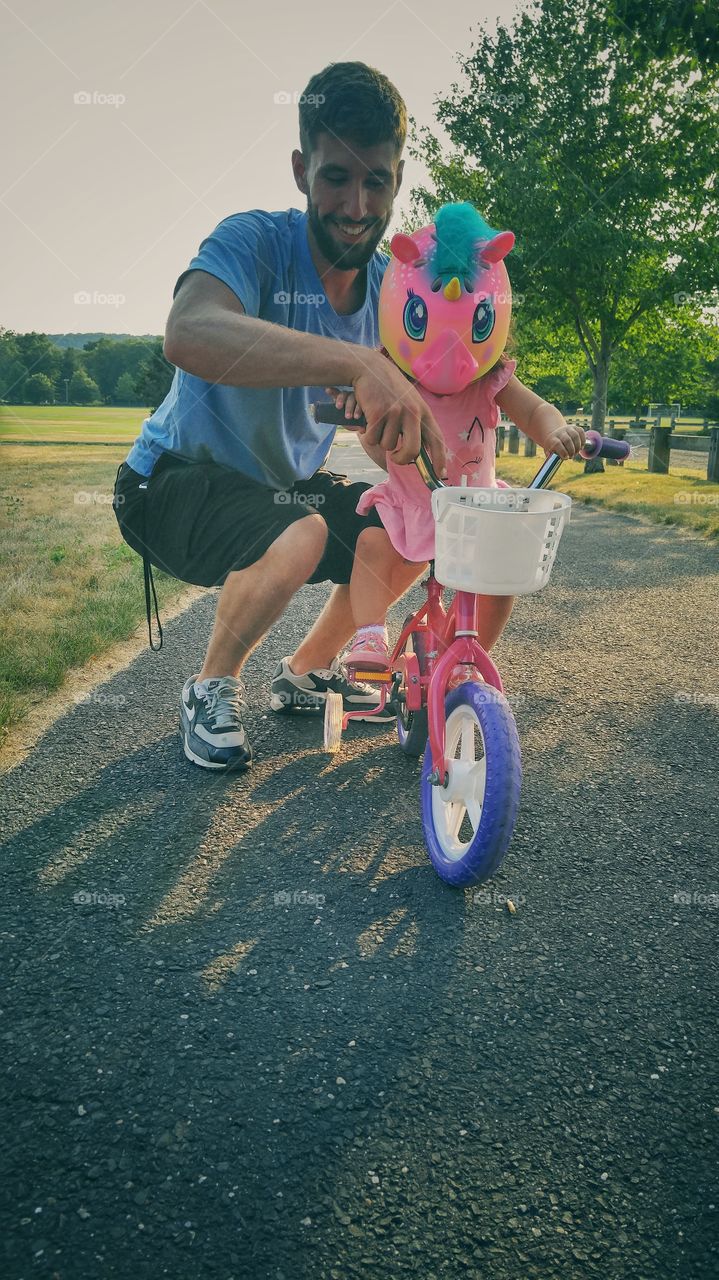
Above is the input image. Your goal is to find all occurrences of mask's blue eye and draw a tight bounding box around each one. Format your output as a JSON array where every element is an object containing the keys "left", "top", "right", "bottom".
[
  {"left": 403, "top": 291, "right": 428, "bottom": 341},
  {"left": 472, "top": 298, "right": 495, "bottom": 343}
]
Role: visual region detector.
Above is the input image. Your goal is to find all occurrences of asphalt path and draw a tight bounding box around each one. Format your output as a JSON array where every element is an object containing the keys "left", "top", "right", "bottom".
[{"left": 1, "top": 440, "right": 718, "bottom": 1279}]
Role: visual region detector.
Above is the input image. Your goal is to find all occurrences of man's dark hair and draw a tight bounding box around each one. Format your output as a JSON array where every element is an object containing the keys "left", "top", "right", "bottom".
[{"left": 298, "top": 62, "right": 407, "bottom": 160}]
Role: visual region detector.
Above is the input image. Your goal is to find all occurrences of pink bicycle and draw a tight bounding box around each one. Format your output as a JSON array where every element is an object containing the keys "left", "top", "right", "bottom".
[{"left": 313, "top": 403, "right": 630, "bottom": 887}]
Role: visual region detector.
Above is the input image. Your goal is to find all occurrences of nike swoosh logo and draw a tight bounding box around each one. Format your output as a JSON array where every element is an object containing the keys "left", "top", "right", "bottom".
[{"left": 183, "top": 696, "right": 196, "bottom": 722}]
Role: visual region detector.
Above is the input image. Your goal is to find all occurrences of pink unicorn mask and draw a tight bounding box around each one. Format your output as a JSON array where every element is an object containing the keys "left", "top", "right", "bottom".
[{"left": 379, "top": 202, "right": 515, "bottom": 397}]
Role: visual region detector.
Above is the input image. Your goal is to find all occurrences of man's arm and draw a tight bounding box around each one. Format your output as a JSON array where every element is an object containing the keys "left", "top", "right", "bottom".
[
  {"left": 163, "top": 269, "right": 447, "bottom": 474},
  {"left": 164, "top": 270, "right": 373, "bottom": 389}
]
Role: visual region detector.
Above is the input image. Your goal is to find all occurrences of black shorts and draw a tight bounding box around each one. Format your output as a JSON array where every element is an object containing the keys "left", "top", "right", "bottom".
[{"left": 113, "top": 451, "right": 385, "bottom": 589}]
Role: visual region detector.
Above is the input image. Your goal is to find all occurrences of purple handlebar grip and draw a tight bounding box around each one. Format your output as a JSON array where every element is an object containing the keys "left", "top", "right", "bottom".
[{"left": 580, "top": 430, "right": 631, "bottom": 461}]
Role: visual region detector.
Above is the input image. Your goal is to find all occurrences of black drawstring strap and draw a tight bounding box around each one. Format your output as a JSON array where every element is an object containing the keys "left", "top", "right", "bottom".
[
  {"left": 143, "top": 555, "right": 163, "bottom": 651},
  {"left": 139, "top": 481, "right": 163, "bottom": 651}
]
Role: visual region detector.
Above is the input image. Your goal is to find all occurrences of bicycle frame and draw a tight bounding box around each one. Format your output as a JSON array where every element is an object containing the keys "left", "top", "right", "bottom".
[{"left": 393, "top": 444, "right": 566, "bottom": 783}]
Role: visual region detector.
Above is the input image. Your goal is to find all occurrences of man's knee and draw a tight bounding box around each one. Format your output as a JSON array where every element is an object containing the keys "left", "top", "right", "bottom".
[{"left": 267, "top": 513, "right": 328, "bottom": 583}]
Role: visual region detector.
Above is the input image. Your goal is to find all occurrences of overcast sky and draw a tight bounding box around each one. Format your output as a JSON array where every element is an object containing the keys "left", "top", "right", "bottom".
[{"left": 1, "top": 0, "right": 521, "bottom": 335}]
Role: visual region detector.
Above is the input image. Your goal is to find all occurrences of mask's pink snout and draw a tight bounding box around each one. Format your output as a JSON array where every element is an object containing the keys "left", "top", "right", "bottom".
[{"left": 411, "top": 329, "right": 478, "bottom": 395}]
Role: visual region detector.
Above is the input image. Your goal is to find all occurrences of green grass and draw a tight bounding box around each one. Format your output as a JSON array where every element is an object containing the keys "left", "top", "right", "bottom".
[
  {"left": 0, "top": 405, "right": 151, "bottom": 442},
  {"left": 0, "top": 445, "right": 195, "bottom": 746},
  {"left": 496, "top": 454, "right": 719, "bottom": 538}
]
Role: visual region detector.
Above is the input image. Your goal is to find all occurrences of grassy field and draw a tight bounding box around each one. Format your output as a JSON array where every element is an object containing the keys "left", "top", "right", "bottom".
[
  {"left": 496, "top": 454, "right": 719, "bottom": 537},
  {"left": 0, "top": 405, "right": 150, "bottom": 442},
  {"left": 1, "top": 407, "right": 717, "bottom": 748},
  {"left": 0, "top": 445, "right": 193, "bottom": 745}
]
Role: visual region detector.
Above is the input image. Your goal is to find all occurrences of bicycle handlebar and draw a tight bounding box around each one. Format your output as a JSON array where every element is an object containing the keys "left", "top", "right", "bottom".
[{"left": 310, "top": 402, "right": 631, "bottom": 494}]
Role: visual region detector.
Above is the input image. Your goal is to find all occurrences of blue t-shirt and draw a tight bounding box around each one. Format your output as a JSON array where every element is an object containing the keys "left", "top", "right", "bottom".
[{"left": 125, "top": 208, "right": 389, "bottom": 485}]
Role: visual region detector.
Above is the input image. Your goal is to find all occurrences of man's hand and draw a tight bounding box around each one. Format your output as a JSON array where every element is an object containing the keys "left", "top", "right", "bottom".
[{"left": 325, "top": 352, "right": 447, "bottom": 478}]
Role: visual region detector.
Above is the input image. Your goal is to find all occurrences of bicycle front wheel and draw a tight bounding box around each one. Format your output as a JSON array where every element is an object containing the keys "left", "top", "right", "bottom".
[{"left": 420, "top": 682, "right": 522, "bottom": 887}]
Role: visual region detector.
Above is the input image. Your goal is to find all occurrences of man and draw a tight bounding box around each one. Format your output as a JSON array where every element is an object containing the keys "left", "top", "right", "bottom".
[{"left": 113, "top": 61, "right": 445, "bottom": 772}]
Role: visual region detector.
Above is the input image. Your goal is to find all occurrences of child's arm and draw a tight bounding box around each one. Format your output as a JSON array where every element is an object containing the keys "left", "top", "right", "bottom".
[{"left": 495, "top": 375, "right": 585, "bottom": 459}]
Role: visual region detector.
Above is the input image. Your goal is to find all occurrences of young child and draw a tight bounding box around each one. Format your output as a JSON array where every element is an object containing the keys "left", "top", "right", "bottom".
[{"left": 327, "top": 202, "right": 585, "bottom": 670}]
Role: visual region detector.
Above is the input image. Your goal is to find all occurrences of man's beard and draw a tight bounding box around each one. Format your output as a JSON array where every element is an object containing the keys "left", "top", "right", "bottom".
[{"left": 306, "top": 197, "right": 390, "bottom": 270}]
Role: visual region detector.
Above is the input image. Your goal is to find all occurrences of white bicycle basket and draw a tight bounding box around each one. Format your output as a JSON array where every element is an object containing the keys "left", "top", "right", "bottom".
[{"left": 431, "top": 486, "right": 572, "bottom": 595}]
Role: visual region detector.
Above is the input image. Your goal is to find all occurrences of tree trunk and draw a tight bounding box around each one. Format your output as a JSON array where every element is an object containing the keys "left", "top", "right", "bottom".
[{"left": 585, "top": 350, "right": 610, "bottom": 473}]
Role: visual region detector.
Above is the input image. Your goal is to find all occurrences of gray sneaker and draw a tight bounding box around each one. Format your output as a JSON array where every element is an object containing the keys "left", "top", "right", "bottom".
[
  {"left": 179, "top": 675, "right": 253, "bottom": 771},
  {"left": 269, "top": 656, "right": 395, "bottom": 722}
]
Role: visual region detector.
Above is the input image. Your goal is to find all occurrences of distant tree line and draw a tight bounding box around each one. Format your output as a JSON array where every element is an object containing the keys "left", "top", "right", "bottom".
[{"left": 0, "top": 330, "right": 175, "bottom": 407}]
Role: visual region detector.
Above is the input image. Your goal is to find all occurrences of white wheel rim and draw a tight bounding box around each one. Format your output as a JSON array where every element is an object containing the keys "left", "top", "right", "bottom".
[{"left": 431, "top": 703, "right": 487, "bottom": 861}]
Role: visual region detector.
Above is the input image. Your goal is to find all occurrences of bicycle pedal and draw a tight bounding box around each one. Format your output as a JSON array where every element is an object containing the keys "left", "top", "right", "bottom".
[{"left": 352, "top": 670, "right": 393, "bottom": 682}]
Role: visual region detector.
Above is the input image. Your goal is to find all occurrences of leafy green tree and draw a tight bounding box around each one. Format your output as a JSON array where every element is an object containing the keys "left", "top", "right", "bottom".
[
  {"left": 610, "top": 307, "right": 719, "bottom": 416},
  {"left": 409, "top": 0, "right": 719, "bottom": 462},
  {"left": 84, "top": 336, "right": 151, "bottom": 402},
  {"left": 0, "top": 329, "right": 28, "bottom": 402},
  {"left": 69, "top": 369, "right": 100, "bottom": 404},
  {"left": 15, "top": 332, "right": 61, "bottom": 384},
  {"left": 606, "top": 0, "right": 718, "bottom": 64},
  {"left": 114, "top": 371, "right": 138, "bottom": 404},
  {"left": 54, "top": 346, "right": 80, "bottom": 402},
  {"left": 133, "top": 340, "right": 174, "bottom": 407},
  {"left": 24, "top": 373, "right": 55, "bottom": 404}
]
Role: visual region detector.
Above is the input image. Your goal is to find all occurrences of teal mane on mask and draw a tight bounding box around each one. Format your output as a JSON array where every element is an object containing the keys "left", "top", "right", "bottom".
[{"left": 429, "top": 202, "right": 499, "bottom": 285}]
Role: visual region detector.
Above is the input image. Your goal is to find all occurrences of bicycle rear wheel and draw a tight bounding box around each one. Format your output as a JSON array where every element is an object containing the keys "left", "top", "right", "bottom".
[{"left": 396, "top": 617, "right": 429, "bottom": 757}]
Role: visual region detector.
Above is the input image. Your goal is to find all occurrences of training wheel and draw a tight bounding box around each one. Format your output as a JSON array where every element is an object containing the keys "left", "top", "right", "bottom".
[{"left": 323, "top": 691, "right": 344, "bottom": 753}]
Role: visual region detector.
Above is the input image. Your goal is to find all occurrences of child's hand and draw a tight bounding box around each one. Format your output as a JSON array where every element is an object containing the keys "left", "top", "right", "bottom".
[
  {"left": 543, "top": 421, "right": 586, "bottom": 459},
  {"left": 324, "top": 386, "right": 366, "bottom": 430}
]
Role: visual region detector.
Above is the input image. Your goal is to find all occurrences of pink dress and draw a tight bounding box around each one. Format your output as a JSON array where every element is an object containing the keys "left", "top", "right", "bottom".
[{"left": 356, "top": 358, "right": 517, "bottom": 562}]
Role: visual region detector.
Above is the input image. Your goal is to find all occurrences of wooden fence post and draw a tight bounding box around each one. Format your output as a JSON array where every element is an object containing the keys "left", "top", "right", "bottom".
[
  {"left": 524, "top": 435, "right": 537, "bottom": 457},
  {"left": 508, "top": 424, "right": 520, "bottom": 454},
  {"left": 708, "top": 427, "right": 719, "bottom": 484},
  {"left": 496, "top": 423, "right": 505, "bottom": 455},
  {"left": 648, "top": 425, "right": 672, "bottom": 474}
]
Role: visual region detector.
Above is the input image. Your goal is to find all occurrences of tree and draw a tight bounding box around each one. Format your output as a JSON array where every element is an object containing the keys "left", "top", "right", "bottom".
[
  {"left": 409, "top": 0, "right": 719, "bottom": 461},
  {"left": 84, "top": 336, "right": 151, "bottom": 402},
  {"left": 0, "top": 328, "right": 28, "bottom": 402},
  {"left": 606, "top": 0, "right": 718, "bottom": 65},
  {"left": 133, "top": 340, "right": 174, "bottom": 407},
  {"left": 114, "top": 371, "right": 138, "bottom": 404},
  {"left": 69, "top": 369, "right": 100, "bottom": 404},
  {"left": 610, "top": 307, "right": 719, "bottom": 415},
  {"left": 54, "top": 346, "right": 80, "bottom": 403},
  {"left": 15, "top": 332, "right": 61, "bottom": 384},
  {"left": 24, "top": 373, "right": 55, "bottom": 404}
]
